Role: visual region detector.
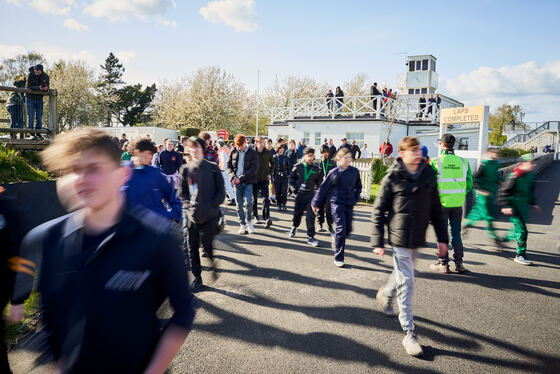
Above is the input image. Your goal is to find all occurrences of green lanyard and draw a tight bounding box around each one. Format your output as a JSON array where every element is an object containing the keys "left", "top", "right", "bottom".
[
  {"left": 303, "top": 163, "right": 314, "bottom": 182},
  {"left": 321, "top": 159, "right": 330, "bottom": 177}
]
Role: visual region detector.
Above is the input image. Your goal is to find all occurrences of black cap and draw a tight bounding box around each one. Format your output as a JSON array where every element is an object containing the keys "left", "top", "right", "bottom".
[
  {"left": 35, "top": 64, "right": 44, "bottom": 71},
  {"left": 188, "top": 136, "right": 206, "bottom": 152},
  {"left": 438, "top": 134, "right": 456, "bottom": 144}
]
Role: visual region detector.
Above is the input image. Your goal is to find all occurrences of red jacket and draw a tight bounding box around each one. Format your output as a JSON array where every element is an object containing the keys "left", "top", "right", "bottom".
[{"left": 379, "top": 143, "right": 393, "bottom": 156}]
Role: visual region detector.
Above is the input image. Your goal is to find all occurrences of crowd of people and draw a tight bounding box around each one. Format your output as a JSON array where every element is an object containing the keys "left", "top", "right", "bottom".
[
  {"left": 0, "top": 127, "right": 543, "bottom": 372},
  {"left": 323, "top": 83, "right": 400, "bottom": 117}
]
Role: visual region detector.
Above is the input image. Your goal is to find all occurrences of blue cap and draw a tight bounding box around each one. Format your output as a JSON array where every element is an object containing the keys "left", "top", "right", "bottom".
[{"left": 420, "top": 145, "right": 428, "bottom": 158}]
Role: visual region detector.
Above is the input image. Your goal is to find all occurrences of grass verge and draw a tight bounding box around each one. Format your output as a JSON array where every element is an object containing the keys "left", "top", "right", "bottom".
[{"left": 5, "top": 292, "right": 41, "bottom": 349}]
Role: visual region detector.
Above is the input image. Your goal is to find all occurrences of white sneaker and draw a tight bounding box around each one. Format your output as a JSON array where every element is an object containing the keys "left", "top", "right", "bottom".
[
  {"left": 402, "top": 331, "right": 423, "bottom": 357},
  {"left": 376, "top": 287, "right": 397, "bottom": 316},
  {"left": 247, "top": 221, "right": 255, "bottom": 234},
  {"left": 334, "top": 260, "right": 345, "bottom": 268},
  {"left": 307, "top": 237, "right": 319, "bottom": 247},
  {"left": 514, "top": 255, "right": 532, "bottom": 266},
  {"left": 238, "top": 225, "right": 247, "bottom": 235}
]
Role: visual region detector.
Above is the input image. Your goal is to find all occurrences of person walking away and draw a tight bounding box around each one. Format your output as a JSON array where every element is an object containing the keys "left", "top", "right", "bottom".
[
  {"left": 314, "top": 145, "right": 336, "bottom": 233},
  {"left": 227, "top": 134, "right": 259, "bottom": 235},
  {"left": 379, "top": 138, "right": 393, "bottom": 158},
  {"left": 370, "top": 82, "right": 381, "bottom": 116},
  {"left": 124, "top": 138, "right": 182, "bottom": 222},
  {"left": 350, "top": 139, "right": 362, "bottom": 160},
  {"left": 361, "top": 143, "right": 369, "bottom": 159},
  {"left": 335, "top": 86, "right": 344, "bottom": 115},
  {"left": 8, "top": 128, "right": 197, "bottom": 373},
  {"left": 6, "top": 76, "right": 26, "bottom": 139},
  {"left": 26, "top": 64, "right": 49, "bottom": 140},
  {"left": 289, "top": 148, "right": 322, "bottom": 247},
  {"left": 371, "top": 136, "right": 449, "bottom": 357},
  {"left": 429, "top": 134, "right": 472, "bottom": 273},
  {"left": 463, "top": 147, "right": 503, "bottom": 247},
  {"left": 499, "top": 153, "right": 540, "bottom": 265},
  {"left": 217, "top": 140, "right": 236, "bottom": 206},
  {"left": 272, "top": 143, "right": 290, "bottom": 211},
  {"left": 199, "top": 131, "right": 219, "bottom": 163},
  {"left": 156, "top": 139, "right": 183, "bottom": 190},
  {"left": 252, "top": 136, "right": 275, "bottom": 228},
  {"left": 326, "top": 89, "right": 334, "bottom": 114},
  {"left": 178, "top": 137, "right": 225, "bottom": 291}
]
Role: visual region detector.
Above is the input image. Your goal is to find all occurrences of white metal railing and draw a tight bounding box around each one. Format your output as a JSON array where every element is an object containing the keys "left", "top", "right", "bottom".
[
  {"left": 269, "top": 95, "right": 463, "bottom": 124},
  {"left": 351, "top": 160, "right": 372, "bottom": 199}
]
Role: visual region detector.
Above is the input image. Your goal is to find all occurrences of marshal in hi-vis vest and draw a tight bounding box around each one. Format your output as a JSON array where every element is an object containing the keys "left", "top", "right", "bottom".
[{"left": 431, "top": 152, "right": 472, "bottom": 208}]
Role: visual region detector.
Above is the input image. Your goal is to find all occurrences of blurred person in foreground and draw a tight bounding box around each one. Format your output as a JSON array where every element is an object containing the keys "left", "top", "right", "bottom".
[
  {"left": 7, "top": 128, "right": 196, "bottom": 374},
  {"left": 371, "top": 136, "right": 448, "bottom": 357}
]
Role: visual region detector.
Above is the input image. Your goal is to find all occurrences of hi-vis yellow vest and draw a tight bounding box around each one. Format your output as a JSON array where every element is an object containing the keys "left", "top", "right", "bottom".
[{"left": 433, "top": 153, "right": 468, "bottom": 208}]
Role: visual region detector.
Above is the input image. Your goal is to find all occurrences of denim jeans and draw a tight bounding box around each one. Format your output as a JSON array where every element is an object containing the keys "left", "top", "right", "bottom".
[
  {"left": 7, "top": 104, "right": 24, "bottom": 128},
  {"left": 383, "top": 246, "right": 416, "bottom": 332},
  {"left": 26, "top": 97, "right": 43, "bottom": 129},
  {"left": 235, "top": 182, "right": 253, "bottom": 225}
]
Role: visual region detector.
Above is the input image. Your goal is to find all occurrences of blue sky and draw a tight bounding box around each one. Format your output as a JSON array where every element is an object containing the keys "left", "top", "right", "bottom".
[{"left": 1, "top": 0, "right": 559, "bottom": 121}]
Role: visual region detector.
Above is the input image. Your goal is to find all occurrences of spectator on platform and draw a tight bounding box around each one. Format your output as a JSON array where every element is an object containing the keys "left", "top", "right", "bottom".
[
  {"left": 335, "top": 86, "right": 344, "bottom": 115},
  {"left": 361, "top": 143, "right": 369, "bottom": 159},
  {"left": 26, "top": 64, "right": 49, "bottom": 140},
  {"left": 350, "top": 140, "right": 362, "bottom": 160},
  {"left": 379, "top": 138, "right": 393, "bottom": 157},
  {"left": 328, "top": 139, "right": 337, "bottom": 159},
  {"left": 326, "top": 89, "right": 334, "bottom": 113},
  {"left": 338, "top": 138, "right": 352, "bottom": 153},
  {"left": 418, "top": 95, "right": 426, "bottom": 118},
  {"left": 6, "top": 76, "right": 26, "bottom": 139},
  {"left": 370, "top": 83, "right": 381, "bottom": 113},
  {"left": 436, "top": 94, "right": 441, "bottom": 110},
  {"left": 427, "top": 94, "right": 436, "bottom": 116}
]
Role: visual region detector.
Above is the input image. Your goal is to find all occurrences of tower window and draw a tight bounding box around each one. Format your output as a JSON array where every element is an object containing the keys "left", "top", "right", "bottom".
[
  {"left": 421, "top": 88, "right": 427, "bottom": 94},
  {"left": 409, "top": 61, "right": 415, "bottom": 72},
  {"left": 416, "top": 61, "right": 421, "bottom": 71},
  {"left": 422, "top": 59, "right": 428, "bottom": 71},
  {"left": 430, "top": 60, "right": 436, "bottom": 72},
  {"left": 408, "top": 88, "right": 414, "bottom": 94}
]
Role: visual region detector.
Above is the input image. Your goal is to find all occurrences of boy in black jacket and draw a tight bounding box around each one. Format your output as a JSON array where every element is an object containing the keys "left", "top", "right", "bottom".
[
  {"left": 371, "top": 136, "right": 448, "bottom": 357},
  {"left": 273, "top": 143, "right": 290, "bottom": 211},
  {"left": 314, "top": 145, "right": 336, "bottom": 232},
  {"left": 288, "top": 148, "right": 322, "bottom": 247}
]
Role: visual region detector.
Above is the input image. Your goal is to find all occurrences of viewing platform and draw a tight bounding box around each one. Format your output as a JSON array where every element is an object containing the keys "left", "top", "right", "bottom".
[{"left": 268, "top": 94, "right": 463, "bottom": 124}]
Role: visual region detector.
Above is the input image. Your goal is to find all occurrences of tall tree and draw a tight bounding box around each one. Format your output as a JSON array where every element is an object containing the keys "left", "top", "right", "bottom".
[
  {"left": 98, "top": 52, "right": 125, "bottom": 126},
  {"left": 116, "top": 83, "right": 157, "bottom": 126},
  {"left": 489, "top": 104, "right": 525, "bottom": 145},
  {"left": 343, "top": 72, "right": 369, "bottom": 97}
]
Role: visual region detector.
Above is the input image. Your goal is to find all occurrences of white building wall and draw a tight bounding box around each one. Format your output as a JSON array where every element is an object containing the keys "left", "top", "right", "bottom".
[{"left": 95, "top": 126, "right": 179, "bottom": 146}]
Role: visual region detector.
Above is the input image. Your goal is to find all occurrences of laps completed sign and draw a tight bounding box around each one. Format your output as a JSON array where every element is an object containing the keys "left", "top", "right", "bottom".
[{"left": 440, "top": 106, "right": 485, "bottom": 124}]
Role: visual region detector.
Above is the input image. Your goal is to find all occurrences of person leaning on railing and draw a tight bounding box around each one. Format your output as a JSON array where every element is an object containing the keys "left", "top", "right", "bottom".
[
  {"left": 6, "top": 76, "right": 26, "bottom": 139},
  {"left": 26, "top": 64, "right": 49, "bottom": 140}
]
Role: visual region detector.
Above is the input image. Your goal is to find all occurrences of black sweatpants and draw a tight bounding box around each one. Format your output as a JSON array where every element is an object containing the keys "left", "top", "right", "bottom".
[
  {"left": 187, "top": 218, "right": 217, "bottom": 279},
  {"left": 252, "top": 181, "right": 270, "bottom": 220},
  {"left": 317, "top": 200, "right": 333, "bottom": 229},
  {"left": 292, "top": 192, "right": 316, "bottom": 237},
  {"left": 273, "top": 178, "right": 288, "bottom": 206}
]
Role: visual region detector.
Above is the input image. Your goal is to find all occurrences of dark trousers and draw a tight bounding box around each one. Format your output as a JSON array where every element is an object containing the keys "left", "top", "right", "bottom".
[
  {"left": 317, "top": 200, "right": 333, "bottom": 229},
  {"left": 26, "top": 97, "right": 43, "bottom": 129},
  {"left": 252, "top": 181, "right": 270, "bottom": 220},
  {"left": 292, "top": 192, "right": 315, "bottom": 237},
  {"left": 273, "top": 178, "right": 288, "bottom": 206},
  {"left": 186, "top": 217, "right": 217, "bottom": 278},
  {"left": 439, "top": 206, "right": 464, "bottom": 264},
  {"left": 7, "top": 104, "right": 24, "bottom": 128},
  {"left": 332, "top": 203, "right": 353, "bottom": 262}
]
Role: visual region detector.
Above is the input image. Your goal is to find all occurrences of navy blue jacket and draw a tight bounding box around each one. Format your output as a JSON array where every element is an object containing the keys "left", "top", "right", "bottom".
[
  {"left": 285, "top": 148, "right": 298, "bottom": 170},
  {"left": 272, "top": 153, "right": 290, "bottom": 181},
  {"left": 312, "top": 165, "right": 362, "bottom": 207},
  {"left": 157, "top": 150, "right": 183, "bottom": 175},
  {"left": 11, "top": 204, "right": 196, "bottom": 373},
  {"left": 124, "top": 165, "right": 181, "bottom": 221}
]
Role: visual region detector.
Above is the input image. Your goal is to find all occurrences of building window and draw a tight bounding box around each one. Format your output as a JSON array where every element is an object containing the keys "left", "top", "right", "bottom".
[
  {"left": 422, "top": 59, "right": 428, "bottom": 71},
  {"left": 430, "top": 60, "right": 436, "bottom": 72},
  {"left": 416, "top": 61, "right": 421, "bottom": 71},
  {"left": 408, "top": 88, "right": 414, "bottom": 94},
  {"left": 409, "top": 61, "right": 415, "bottom": 72},
  {"left": 458, "top": 137, "right": 469, "bottom": 150},
  {"left": 314, "top": 132, "right": 322, "bottom": 146},
  {"left": 421, "top": 88, "right": 427, "bottom": 94},
  {"left": 303, "top": 132, "right": 310, "bottom": 145},
  {"left": 346, "top": 132, "right": 364, "bottom": 147},
  {"left": 415, "top": 89, "right": 420, "bottom": 94}
]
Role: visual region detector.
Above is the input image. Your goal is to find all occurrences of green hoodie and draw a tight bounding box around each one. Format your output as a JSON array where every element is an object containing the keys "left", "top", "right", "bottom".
[{"left": 6, "top": 80, "right": 25, "bottom": 106}]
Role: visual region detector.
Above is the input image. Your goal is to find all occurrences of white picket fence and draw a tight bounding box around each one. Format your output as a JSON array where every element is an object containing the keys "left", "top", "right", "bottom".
[{"left": 351, "top": 160, "right": 372, "bottom": 199}]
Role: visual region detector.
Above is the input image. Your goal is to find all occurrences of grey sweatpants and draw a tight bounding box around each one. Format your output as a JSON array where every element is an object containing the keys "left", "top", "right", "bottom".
[{"left": 383, "top": 246, "right": 416, "bottom": 332}]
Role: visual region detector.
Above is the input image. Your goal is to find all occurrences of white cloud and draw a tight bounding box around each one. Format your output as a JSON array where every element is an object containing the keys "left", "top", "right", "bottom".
[
  {"left": 199, "top": 0, "right": 258, "bottom": 32},
  {"left": 441, "top": 60, "right": 560, "bottom": 121},
  {"left": 0, "top": 44, "right": 27, "bottom": 59},
  {"left": 29, "top": 0, "right": 74, "bottom": 15},
  {"left": 41, "top": 47, "right": 97, "bottom": 66},
  {"left": 64, "top": 18, "right": 90, "bottom": 31},
  {"left": 115, "top": 50, "right": 136, "bottom": 63},
  {"left": 157, "top": 19, "right": 177, "bottom": 27},
  {"left": 83, "top": 0, "right": 175, "bottom": 22}
]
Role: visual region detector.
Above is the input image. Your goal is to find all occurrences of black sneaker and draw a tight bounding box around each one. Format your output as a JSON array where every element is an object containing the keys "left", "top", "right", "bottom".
[
  {"left": 228, "top": 199, "right": 236, "bottom": 206},
  {"left": 454, "top": 262, "right": 467, "bottom": 273},
  {"left": 255, "top": 218, "right": 263, "bottom": 225},
  {"left": 318, "top": 225, "right": 325, "bottom": 232},
  {"left": 191, "top": 276, "right": 203, "bottom": 292},
  {"left": 265, "top": 218, "right": 272, "bottom": 228},
  {"left": 37, "top": 134, "right": 44, "bottom": 140},
  {"left": 209, "top": 259, "right": 219, "bottom": 281},
  {"left": 328, "top": 225, "right": 334, "bottom": 234}
]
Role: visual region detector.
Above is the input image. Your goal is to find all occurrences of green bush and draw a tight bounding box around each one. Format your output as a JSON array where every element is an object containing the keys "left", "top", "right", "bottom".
[
  {"left": 371, "top": 158, "right": 389, "bottom": 184},
  {"left": 0, "top": 144, "right": 49, "bottom": 184},
  {"left": 179, "top": 128, "right": 201, "bottom": 137},
  {"left": 498, "top": 147, "right": 532, "bottom": 158}
]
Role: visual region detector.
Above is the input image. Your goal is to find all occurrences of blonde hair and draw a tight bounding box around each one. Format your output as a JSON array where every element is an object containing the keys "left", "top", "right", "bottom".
[
  {"left": 398, "top": 136, "right": 420, "bottom": 152},
  {"left": 336, "top": 147, "right": 351, "bottom": 160}
]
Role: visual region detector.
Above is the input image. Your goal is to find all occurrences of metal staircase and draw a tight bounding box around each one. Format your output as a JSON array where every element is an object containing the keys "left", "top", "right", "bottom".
[{"left": 503, "top": 121, "right": 559, "bottom": 147}]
